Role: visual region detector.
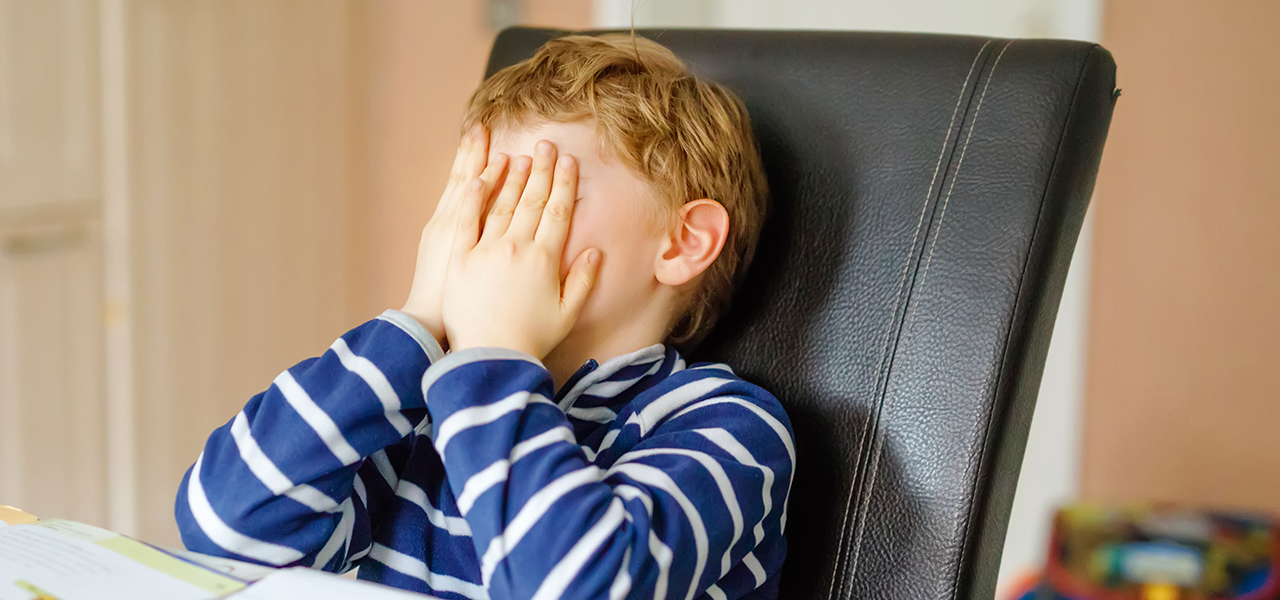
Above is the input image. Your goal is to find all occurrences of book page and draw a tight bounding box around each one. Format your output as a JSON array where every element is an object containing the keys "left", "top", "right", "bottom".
[
  {"left": 159, "top": 547, "right": 278, "bottom": 583},
  {"left": 0, "top": 520, "right": 244, "bottom": 600},
  {"left": 232, "top": 567, "right": 443, "bottom": 600}
]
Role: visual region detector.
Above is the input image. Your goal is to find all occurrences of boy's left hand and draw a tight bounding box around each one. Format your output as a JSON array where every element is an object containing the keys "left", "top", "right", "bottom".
[{"left": 441, "top": 140, "right": 602, "bottom": 360}]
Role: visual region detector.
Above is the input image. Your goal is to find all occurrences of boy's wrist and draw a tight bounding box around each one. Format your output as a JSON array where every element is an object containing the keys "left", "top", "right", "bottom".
[
  {"left": 378, "top": 309, "right": 448, "bottom": 362},
  {"left": 395, "top": 306, "right": 449, "bottom": 352}
]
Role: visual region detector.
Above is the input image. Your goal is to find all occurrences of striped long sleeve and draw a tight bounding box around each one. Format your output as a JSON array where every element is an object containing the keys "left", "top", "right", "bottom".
[
  {"left": 174, "top": 310, "right": 444, "bottom": 572},
  {"left": 423, "top": 347, "right": 795, "bottom": 600}
]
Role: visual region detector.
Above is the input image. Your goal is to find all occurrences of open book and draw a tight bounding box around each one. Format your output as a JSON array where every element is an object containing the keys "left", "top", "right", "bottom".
[{"left": 0, "top": 506, "right": 437, "bottom": 600}]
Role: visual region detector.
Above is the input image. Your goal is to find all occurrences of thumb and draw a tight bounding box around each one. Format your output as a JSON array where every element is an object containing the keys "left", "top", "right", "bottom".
[{"left": 560, "top": 248, "right": 602, "bottom": 319}]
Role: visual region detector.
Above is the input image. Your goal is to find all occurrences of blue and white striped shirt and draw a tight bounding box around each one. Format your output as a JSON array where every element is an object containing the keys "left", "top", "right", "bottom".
[{"left": 176, "top": 310, "right": 794, "bottom": 599}]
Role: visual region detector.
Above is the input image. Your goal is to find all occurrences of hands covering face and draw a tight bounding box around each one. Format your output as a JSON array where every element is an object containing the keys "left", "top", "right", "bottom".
[
  {"left": 401, "top": 126, "right": 601, "bottom": 359},
  {"left": 400, "top": 126, "right": 508, "bottom": 348}
]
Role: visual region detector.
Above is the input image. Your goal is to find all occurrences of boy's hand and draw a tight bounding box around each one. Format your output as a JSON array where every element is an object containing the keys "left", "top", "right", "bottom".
[
  {"left": 442, "top": 141, "right": 602, "bottom": 359},
  {"left": 401, "top": 125, "right": 509, "bottom": 348}
]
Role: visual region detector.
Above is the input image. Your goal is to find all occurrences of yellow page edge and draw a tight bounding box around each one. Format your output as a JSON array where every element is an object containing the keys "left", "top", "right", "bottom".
[{"left": 33, "top": 519, "right": 246, "bottom": 596}]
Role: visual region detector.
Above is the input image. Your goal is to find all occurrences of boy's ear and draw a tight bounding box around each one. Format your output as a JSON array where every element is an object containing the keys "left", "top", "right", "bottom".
[{"left": 654, "top": 199, "right": 730, "bottom": 287}]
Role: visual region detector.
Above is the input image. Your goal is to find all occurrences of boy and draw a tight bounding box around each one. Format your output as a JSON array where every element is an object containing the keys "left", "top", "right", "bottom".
[{"left": 176, "top": 34, "right": 794, "bottom": 600}]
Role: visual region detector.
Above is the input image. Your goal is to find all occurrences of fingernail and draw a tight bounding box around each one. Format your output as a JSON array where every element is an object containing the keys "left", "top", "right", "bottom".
[
  {"left": 588, "top": 249, "right": 601, "bottom": 265},
  {"left": 560, "top": 154, "right": 575, "bottom": 168},
  {"left": 469, "top": 179, "right": 483, "bottom": 190},
  {"left": 537, "top": 140, "right": 554, "bottom": 156},
  {"left": 516, "top": 155, "right": 533, "bottom": 170}
]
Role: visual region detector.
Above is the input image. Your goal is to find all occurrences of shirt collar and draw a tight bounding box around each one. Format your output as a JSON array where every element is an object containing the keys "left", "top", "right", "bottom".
[{"left": 555, "top": 343, "right": 681, "bottom": 418}]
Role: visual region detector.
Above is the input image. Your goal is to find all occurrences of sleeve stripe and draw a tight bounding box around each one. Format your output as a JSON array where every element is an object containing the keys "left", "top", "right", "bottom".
[
  {"left": 635, "top": 378, "right": 733, "bottom": 436},
  {"left": 376, "top": 309, "right": 446, "bottom": 362},
  {"left": 565, "top": 405, "right": 618, "bottom": 423},
  {"left": 185, "top": 453, "right": 306, "bottom": 566},
  {"left": 650, "top": 531, "right": 675, "bottom": 600},
  {"left": 396, "top": 481, "right": 472, "bottom": 537},
  {"left": 672, "top": 398, "right": 796, "bottom": 479},
  {"left": 616, "top": 448, "right": 744, "bottom": 579},
  {"left": 671, "top": 397, "right": 796, "bottom": 531},
  {"left": 457, "top": 459, "right": 510, "bottom": 515},
  {"left": 273, "top": 370, "right": 361, "bottom": 465},
  {"left": 615, "top": 485, "right": 672, "bottom": 600},
  {"left": 353, "top": 472, "right": 368, "bottom": 507},
  {"left": 422, "top": 347, "right": 544, "bottom": 394},
  {"left": 614, "top": 484, "right": 654, "bottom": 514},
  {"left": 530, "top": 498, "right": 628, "bottom": 600},
  {"left": 586, "top": 427, "right": 622, "bottom": 460},
  {"left": 435, "top": 392, "right": 553, "bottom": 455},
  {"left": 310, "top": 498, "right": 355, "bottom": 569},
  {"left": 608, "top": 462, "right": 709, "bottom": 600},
  {"left": 480, "top": 466, "right": 603, "bottom": 585},
  {"left": 330, "top": 338, "right": 413, "bottom": 437},
  {"left": 457, "top": 426, "right": 579, "bottom": 515},
  {"left": 510, "top": 426, "right": 576, "bottom": 463},
  {"left": 230, "top": 411, "right": 340, "bottom": 513},
  {"left": 609, "top": 546, "right": 634, "bottom": 600},
  {"left": 368, "top": 543, "right": 489, "bottom": 600},
  {"left": 694, "top": 427, "right": 774, "bottom": 544},
  {"left": 706, "top": 584, "right": 728, "bottom": 600},
  {"left": 742, "top": 551, "right": 767, "bottom": 587},
  {"left": 369, "top": 450, "right": 399, "bottom": 490}
]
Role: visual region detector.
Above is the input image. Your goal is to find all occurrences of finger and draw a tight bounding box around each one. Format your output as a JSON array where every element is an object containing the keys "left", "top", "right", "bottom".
[
  {"left": 560, "top": 248, "right": 602, "bottom": 319},
  {"left": 506, "top": 139, "right": 557, "bottom": 239},
  {"left": 482, "top": 154, "right": 532, "bottom": 242},
  {"left": 438, "top": 132, "right": 472, "bottom": 205},
  {"left": 478, "top": 152, "right": 508, "bottom": 194},
  {"left": 535, "top": 153, "right": 579, "bottom": 254},
  {"left": 452, "top": 178, "right": 489, "bottom": 256},
  {"left": 461, "top": 124, "right": 489, "bottom": 182}
]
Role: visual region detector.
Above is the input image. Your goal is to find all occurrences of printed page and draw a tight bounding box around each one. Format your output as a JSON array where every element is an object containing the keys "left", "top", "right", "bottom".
[
  {"left": 0, "top": 519, "right": 244, "bottom": 600},
  {"left": 233, "top": 567, "right": 444, "bottom": 600}
]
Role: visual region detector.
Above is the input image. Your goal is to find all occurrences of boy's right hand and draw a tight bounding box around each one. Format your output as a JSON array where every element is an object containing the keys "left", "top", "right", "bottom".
[{"left": 400, "top": 125, "right": 508, "bottom": 349}]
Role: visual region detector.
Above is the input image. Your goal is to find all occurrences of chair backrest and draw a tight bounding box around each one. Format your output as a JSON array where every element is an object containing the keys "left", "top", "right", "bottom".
[{"left": 486, "top": 28, "right": 1116, "bottom": 600}]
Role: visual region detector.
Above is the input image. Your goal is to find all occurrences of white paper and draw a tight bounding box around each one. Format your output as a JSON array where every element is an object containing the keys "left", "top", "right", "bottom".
[
  {"left": 0, "top": 520, "right": 242, "bottom": 600},
  {"left": 233, "top": 567, "right": 444, "bottom": 600}
]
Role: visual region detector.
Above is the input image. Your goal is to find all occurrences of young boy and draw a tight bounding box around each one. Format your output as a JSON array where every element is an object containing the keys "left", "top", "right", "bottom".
[{"left": 175, "top": 34, "right": 794, "bottom": 600}]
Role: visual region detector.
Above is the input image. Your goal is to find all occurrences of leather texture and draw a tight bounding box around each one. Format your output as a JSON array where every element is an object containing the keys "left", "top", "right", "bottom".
[{"left": 486, "top": 28, "right": 1116, "bottom": 600}]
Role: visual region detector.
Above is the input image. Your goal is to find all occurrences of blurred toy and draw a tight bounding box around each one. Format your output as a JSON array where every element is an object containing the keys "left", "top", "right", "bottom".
[{"left": 1013, "top": 504, "right": 1279, "bottom": 600}]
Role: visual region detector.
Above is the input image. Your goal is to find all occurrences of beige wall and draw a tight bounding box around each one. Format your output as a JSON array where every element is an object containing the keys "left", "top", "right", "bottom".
[
  {"left": 1084, "top": 0, "right": 1280, "bottom": 510},
  {"left": 124, "top": 0, "right": 372, "bottom": 543}
]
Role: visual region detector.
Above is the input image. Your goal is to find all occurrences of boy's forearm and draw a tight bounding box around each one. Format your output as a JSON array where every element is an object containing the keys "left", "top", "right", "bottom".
[{"left": 175, "top": 310, "right": 442, "bottom": 568}]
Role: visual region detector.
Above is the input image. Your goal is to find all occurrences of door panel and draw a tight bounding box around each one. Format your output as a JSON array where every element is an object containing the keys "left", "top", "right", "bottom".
[{"left": 0, "top": 221, "right": 106, "bottom": 526}]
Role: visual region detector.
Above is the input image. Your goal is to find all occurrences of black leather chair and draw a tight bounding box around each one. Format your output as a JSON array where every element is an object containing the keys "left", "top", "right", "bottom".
[{"left": 487, "top": 28, "right": 1116, "bottom": 600}]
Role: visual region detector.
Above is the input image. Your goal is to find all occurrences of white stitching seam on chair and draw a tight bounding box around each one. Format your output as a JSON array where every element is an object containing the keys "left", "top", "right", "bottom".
[
  {"left": 827, "top": 38, "right": 996, "bottom": 600},
  {"left": 845, "top": 39, "right": 1016, "bottom": 600}
]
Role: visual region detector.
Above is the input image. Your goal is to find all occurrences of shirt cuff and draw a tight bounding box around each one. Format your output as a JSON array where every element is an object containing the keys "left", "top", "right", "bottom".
[
  {"left": 421, "top": 346, "right": 546, "bottom": 394},
  {"left": 376, "top": 309, "right": 446, "bottom": 363}
]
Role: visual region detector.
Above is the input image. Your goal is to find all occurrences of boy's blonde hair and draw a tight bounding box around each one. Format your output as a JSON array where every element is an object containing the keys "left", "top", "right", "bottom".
[{"left": 463, "top": 33, "right": 769, "bottom": 351}]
